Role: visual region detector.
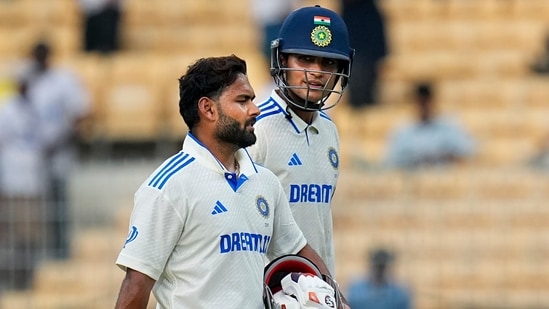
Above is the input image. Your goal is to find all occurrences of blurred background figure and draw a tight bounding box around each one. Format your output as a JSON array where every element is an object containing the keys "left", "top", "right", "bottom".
[
  {"left": 250, "top": 0, "right": 296, "bottom": 65},
  {"left": 530, "top": 31, "right": 549, "bottom": 75},
  {"left": 77, "top": 0, "right": 123, "bottom": 54},
  {"left": 250, "top": 0, "right": 296, "bottom": 101},
  {"left": 527, "top": 131, "right": 549, "bottom": 169},
  {"left": 341, "top": 0, "right": 388, "bottom": 109},
  {"left": 0, "top": 70, "right": 49, "bottom": 292},
  {"left": 24, "top": 40, "right": 91, "bottom": 260},
  {"left": 384, "top": 82, "right": 476, "bottom": 169},
  {"left": 346, "top": 248, "right": 412, "bottom": 309}
]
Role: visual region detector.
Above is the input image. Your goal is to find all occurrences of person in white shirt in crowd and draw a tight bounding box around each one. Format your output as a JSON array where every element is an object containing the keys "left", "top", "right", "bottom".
[
  {"left": 0, "top": 70, "right": 49, "bottom": 292},
  {"left": 24, "top": 41, "right": 91, "bottom": 259},
  {"left": 385, "top": 82, "right": 476, "bottom": 169}
]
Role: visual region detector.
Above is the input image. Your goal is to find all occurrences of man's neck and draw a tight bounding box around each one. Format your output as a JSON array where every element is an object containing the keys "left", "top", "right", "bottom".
[{"left": 193, "top": 131, "right": 239, "bottom": 172}]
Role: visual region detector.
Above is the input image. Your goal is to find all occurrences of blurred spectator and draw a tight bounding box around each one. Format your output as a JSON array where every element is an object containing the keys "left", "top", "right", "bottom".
[
  {"left": 250, "top": 0, "right": 297, "bottom": 101},
  {"left": 341, "top": 0, "right": 388, "bottom": 109},
  {"left": 530, "top": 32, "right": 549, "bottom": 74},
  {"left": 527, "top": 132, "right": 549, "bottom": 169},
  {"left": 347, "top": 248, "right": 412, "bottom": 309},
  {"left": 77, "top": 0, "right": 123, "bottom": 54},
  {"left": 250, "top": 0, "right": 296, "bottom": 64},
  {"left": 384, "top": 82, "right": 476, "bottom": 169},
  {"left": 0, "top": 71, "right": 49, "bottom": 291},
  {"left": 24, "top": 41, "right": 91, "bottom": 259}
]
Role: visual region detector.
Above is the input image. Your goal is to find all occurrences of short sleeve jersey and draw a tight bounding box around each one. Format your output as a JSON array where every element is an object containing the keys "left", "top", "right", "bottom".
[
  {"left": 247, "top": 90, "right": 340, "bottom": 274},
  {"left": 116, "top": 133, "right": 306, "bottom": 309}
]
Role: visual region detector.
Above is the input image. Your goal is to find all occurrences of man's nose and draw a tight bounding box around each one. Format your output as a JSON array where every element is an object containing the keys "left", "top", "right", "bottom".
[{"left": 250, "top": 101, "right": 260, "bottom": 116}]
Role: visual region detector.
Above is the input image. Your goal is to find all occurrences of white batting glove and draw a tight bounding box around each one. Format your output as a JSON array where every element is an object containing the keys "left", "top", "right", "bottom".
[
  {"left": 280, "top": 272, "right": 336, "bottom": 308},
  {"left": 272, "top": 290, "right": 301, "bottom": 309}
]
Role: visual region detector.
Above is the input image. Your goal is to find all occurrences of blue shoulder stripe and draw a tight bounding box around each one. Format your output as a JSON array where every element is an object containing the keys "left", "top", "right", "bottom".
[
  {"left": 148, "top": 152, "right": 185, "bottom": 186},
  {"left": 257, "top": 99, "right": 285, "bottom": 121},
  {"left": 257, "top": 98, "right": 277, "bottom": 110},
  {"left": 148, "top": 153, "right": 195, "bottom": 189},
  {"left": 319, "top": 111, "right": 333, "bottom": 122}
]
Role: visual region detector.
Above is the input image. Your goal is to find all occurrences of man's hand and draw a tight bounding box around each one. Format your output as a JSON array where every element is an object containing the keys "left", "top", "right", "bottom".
[{"left": 281, "top": 272, "right": 336, "bottom": 308}]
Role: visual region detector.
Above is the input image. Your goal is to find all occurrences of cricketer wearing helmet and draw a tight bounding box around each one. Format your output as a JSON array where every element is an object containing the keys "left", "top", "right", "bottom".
[{"left": 248, "top": 5, "right": 354, "bottom": 276}]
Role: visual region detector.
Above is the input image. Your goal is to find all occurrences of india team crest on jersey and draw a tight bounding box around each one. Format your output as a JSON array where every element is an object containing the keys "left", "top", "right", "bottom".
[
  {"left": 328, "top": 147, "right": 339, "bottom": 169},
  {"left": 256, "top": 196, "right": 270, "bottom": 218}
]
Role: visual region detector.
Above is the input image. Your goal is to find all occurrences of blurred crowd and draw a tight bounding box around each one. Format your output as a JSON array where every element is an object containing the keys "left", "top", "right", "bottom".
[{"left": 0, "top": 40, "right": 90, "bottom": 292}]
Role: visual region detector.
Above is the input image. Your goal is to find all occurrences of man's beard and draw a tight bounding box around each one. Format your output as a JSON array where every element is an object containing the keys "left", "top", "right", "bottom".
[{"left": 215, "top": 109, "right": 256, "bottom": 148}]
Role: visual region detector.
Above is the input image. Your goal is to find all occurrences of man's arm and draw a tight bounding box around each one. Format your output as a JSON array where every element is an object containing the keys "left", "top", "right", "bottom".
[
  {"left": 296, "top": 244, "right": 331, "bottom": 277},
  {"left": 114, "top": 268, "right": 155, "bottom": 309}
]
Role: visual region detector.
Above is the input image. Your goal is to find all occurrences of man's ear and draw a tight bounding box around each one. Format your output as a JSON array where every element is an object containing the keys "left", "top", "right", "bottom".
[
  {"left": 198, "top": 97, "right": 217, "bottom": 121},
  {"left": 280, "top": 54, "right": 288, "bottom": 67}
]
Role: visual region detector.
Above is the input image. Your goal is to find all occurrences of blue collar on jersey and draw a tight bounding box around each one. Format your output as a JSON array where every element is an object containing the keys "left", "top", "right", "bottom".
[{"left": 184, "top": 132, "right": 258, "bottom": 191}]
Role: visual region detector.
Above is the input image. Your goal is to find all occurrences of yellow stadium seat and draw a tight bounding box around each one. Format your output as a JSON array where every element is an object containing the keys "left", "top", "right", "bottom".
[
  {"left": 512, "top": 0, "right": 549, "bottom": 19},
  {"left": 98, "top": 53, "right": 166, "bottom": 142}
]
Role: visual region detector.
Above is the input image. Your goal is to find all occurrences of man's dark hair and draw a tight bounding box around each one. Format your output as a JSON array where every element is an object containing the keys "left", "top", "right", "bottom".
[{"left": 178, "top": 55, "right": 247, "bottom": 129}]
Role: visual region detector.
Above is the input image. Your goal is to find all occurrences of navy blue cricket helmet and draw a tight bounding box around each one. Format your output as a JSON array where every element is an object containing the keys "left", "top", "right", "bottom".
[{"left": 270, "top": 5, "right": 354, "bottom": 111}]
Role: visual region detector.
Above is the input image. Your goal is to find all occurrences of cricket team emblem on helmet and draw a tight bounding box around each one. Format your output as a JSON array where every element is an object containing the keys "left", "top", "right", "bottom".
[{"left": 311, "top": 25, "right": 332, "bottom": 47}]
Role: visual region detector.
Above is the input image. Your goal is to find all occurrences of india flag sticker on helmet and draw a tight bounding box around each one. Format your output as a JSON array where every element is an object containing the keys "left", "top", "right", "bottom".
[{"left": 313, "top": 16, "right": 331, "bottom": 26}]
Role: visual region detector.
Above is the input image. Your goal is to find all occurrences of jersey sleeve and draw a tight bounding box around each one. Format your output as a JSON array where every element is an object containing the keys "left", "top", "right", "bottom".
[{"left": 116, "top": 185, "right": 185, "bottom": 281}]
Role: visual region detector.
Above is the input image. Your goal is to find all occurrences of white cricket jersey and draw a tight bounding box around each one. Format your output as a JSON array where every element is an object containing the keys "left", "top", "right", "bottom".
[
  {"left": 247, "top": 90, "right": 340, "bottom": 274},
  {"left": 116, "top": 132, "right": 307, "bottom": 309}
]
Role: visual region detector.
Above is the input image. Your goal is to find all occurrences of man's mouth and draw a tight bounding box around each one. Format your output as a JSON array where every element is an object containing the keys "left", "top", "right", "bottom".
[
  {"left": 306, "top": 81, "right": 325, "bottom": 90},
  {"left": 246, "top": 119, "right": 256, "bottom": 130}
]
